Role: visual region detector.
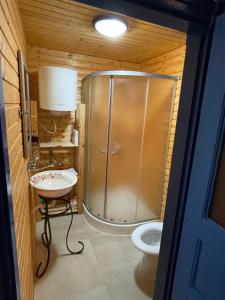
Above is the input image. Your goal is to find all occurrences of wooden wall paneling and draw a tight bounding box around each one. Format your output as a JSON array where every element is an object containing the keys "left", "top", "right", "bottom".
[
  {"left": 1, "top": 54, "right": 19, "bottom": 88},
  {"left": 27, "top": 46, "right": 139, "bottom": 73},
  {"left": 140, "top": 45, "right": 186, "bottom": 219},
  {"left": 1, "top": 0, "right": 26, "bottom": 55},
  {"left": 7, "top": 0, "right": 27, "bottom": 48},
  {"left": 0, "top": 8, "right": 18, "bottom": 56},
  {"left": 2, "top": 80, "right": 20, "bottom": 103},
  {"left": 18, "top": 0, "right": 185, "bottom": 63},
  {"left": 0, "top": 1, "right": 34, "bottom": 299},
  {"left": 0, "top": 30, "right": 18, "bottom": 72}
]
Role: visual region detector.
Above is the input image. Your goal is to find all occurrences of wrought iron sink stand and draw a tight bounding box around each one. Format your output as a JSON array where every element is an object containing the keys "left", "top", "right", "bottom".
[{"left": 36, "top": 194, "right": 84, "bottom": 278}]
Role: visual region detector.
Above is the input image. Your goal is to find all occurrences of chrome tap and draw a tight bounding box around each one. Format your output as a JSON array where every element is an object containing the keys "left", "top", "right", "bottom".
[
  {"left": 49, "top": 149, "right": 55, "bottom": 164},
  {"left": 49, "top": 149, "right": 63, "bottom": 166},
  {"left": 28, "top": 148, "right": 63, "bottom": 171}
]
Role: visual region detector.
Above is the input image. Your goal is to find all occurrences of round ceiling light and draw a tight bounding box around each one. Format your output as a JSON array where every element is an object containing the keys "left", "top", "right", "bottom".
[{"left": 94, "top": 17, "right": 127, "bottom": 38}]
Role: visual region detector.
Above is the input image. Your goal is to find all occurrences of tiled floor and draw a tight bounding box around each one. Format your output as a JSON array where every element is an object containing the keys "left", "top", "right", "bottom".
[{"left": 35, "top": 215, "right": 154, "bottom": 300}]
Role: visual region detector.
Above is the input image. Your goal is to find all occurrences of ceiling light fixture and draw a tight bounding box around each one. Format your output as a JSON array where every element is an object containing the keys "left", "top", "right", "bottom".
[{"left": 94, "top": 16, "right": 127, "bottom": 38}]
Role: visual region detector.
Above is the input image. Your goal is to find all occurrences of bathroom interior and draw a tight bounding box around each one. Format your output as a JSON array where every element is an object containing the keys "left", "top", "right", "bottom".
[{"left": 0, "top": 0, "right": 187, "bottom": 299}]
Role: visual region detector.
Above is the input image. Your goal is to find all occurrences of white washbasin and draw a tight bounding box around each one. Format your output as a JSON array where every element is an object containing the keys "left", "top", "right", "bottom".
[{"left": 30, "top": 170, "right": 77, "bottom": 198}]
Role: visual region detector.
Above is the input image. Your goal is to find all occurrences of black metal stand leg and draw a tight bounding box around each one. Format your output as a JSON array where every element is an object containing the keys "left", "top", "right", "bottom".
[
  {"left": 36, "top": 199, "right": 52, "bottom": 278},
  {"left": 35, "top": 194, "right": 85, "bottom": 278},
  {"left": 65, "top": 201, "right": 84, "bottom": 255}
]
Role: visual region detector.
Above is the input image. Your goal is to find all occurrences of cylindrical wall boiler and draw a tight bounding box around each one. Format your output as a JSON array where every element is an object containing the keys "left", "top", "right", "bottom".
[{"left": 38, "top": 66, "right": 77, "bottom": 112}]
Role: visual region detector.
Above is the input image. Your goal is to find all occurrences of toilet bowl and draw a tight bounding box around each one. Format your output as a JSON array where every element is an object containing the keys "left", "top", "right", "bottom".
[{"left": 131, "top": 222, "right": 163, "bottom": 280}]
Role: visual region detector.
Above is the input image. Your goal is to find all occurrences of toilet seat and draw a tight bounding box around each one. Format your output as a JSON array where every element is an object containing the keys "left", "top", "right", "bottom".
[{"left": 132, "top": 222, "right": 163, "bottom": 255}]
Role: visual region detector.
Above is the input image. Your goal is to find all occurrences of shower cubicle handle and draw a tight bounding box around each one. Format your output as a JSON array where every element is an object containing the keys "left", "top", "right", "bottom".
[
  {"left": 99, "top": 149, "right": 121, "bottom": 155},
  {"left": 100, "top": 150, "right": 107, "bottom": 154},
  {"left": 111, "top": 146, "right": 121, "bottom": 156}
]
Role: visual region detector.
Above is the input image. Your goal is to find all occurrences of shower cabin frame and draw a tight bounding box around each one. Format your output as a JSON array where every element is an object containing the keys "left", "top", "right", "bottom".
[
  {"left": 0, "top": 1, "right": 217, "bottom": 300},
  {"left": 83, "top": 71, "right": 178, "bottom": 224}
]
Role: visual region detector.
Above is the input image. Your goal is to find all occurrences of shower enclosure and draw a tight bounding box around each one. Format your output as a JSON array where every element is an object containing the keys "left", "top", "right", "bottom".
[{"left": 82, "top": 71, "right": 177, "bottom": 224}]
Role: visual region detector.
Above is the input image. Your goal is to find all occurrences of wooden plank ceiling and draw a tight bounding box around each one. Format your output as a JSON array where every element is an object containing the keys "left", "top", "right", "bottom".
[{"left": 18, "top": 0, "right": 186, "bottom": 63}]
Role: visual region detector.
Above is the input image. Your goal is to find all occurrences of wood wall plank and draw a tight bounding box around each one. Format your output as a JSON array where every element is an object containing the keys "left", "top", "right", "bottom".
[
  {"left": 18, "top": 0, "right": 185, "bottom": 63},
  {"left": 1, "top": 54, "right": 19, "bottom": 88}
]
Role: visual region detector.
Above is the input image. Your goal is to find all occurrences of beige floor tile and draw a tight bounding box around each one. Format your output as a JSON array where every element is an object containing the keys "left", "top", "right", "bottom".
[
  {"left": 35, "top": 239, "right": 104, "bottom": 299},
  {"left": 107, "top": 275, "right": 154, "bottom": 300},
  {"left": 125, "top": 244, "right": 144, "bottom": 269},
  {"left": 35, "top": 258, "right": 79, "bottom": 300},
  {"left": 92, "top": 240, "right": 130, "bottom": 268},
  {"left": 90, "top": 234, "right": 132, "bottom": 248},
  {"left": 90, "top": 234, "right": 139, "bottom": 285},
  {"left": 71, "top": 285, "right": 111, "bottom": 300}
]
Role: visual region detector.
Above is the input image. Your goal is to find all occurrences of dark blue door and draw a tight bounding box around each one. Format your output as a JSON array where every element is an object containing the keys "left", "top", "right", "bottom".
[{"left": 172, "top": 11, "right": 225, "bottom": 300}]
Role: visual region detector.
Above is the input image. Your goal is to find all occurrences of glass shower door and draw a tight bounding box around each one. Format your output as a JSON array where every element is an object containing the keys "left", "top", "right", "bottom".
[
  {"left": 86, "top": 76, "right": 111, "bottom": 217},
  {"left": 136, "top": 78, "right": 176, "bottom": 220},
  {"left": 106, "top": 76, "right": 149, "bottom": 222}
]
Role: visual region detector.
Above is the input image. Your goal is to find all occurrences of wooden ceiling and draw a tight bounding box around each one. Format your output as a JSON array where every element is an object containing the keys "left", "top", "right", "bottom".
[{"left": 18, "top": 0, "right": 186, "bottom": 63}]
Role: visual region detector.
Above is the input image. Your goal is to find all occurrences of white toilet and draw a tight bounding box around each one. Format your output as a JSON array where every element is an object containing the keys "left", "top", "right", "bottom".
[{"left": 131, "top": 222, "right": 163, "bottom": 280}]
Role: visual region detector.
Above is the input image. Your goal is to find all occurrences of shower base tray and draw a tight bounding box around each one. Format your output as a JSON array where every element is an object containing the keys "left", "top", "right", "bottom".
[{"left": 83, "top": 204, "right": 155, "bottom": 236}]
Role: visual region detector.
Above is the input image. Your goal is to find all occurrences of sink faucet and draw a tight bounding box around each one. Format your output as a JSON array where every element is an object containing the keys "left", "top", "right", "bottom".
[
  {"left": 28, "top": 148, "right": 63, "bottom": 171},
  {"left": 48, "top": 149, "right": 64, "bottom": 167},
  {"left": 49, "top": 149, "right": 55, "bottom": 164}
]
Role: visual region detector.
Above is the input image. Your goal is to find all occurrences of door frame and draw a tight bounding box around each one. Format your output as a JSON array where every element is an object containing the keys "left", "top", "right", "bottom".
[
  {"left": 77, "top": 1, "right": 217, "bottom": 299},
  {"left": 0, "top": 1, "right": 218, "bottom": 300}
]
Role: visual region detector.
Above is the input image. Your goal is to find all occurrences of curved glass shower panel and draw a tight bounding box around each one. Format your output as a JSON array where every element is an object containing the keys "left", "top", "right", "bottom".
[
  {"left": 82, "top": 71, "right": 177, "bottom": 224},
  {"left": 136, "top": 78, "right": 176, "bottom": 221},
  {"left": 106, "top": 76, "right": 149, "bottom": 222},
  {"left": 85, "top": 76, "right": 111, "bottom": 217}
]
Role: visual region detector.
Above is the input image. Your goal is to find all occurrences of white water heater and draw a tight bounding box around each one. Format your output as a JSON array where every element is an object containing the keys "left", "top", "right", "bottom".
[{"left": 38, "top": 66, "right": 77, "bottom": 112}]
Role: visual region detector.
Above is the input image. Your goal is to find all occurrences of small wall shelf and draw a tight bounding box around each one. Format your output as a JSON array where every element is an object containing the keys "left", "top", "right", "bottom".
[{"left": 39, "top": 142, "right": 78, "bottom": 148}]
